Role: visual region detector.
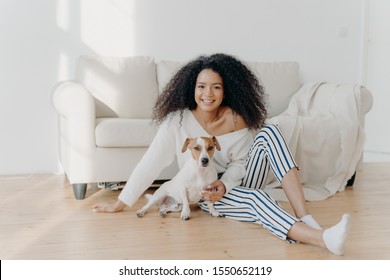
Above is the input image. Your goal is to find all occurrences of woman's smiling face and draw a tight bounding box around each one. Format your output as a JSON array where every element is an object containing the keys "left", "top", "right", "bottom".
[{"left": 194, "top": 69, "right": 224, "bottom": 113}]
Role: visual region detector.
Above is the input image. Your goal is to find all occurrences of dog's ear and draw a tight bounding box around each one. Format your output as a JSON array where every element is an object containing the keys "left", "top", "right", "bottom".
[
  {"left": 212, "top": 136, "right": 221, "bottom": 151},
  {"left": 181, "top": 138, "right": 192, "bottom": 153}
]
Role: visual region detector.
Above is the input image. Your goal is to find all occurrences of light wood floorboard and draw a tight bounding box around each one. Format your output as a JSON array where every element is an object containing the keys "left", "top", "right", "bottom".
[{"left": 1, "top": 162, "right": 389, "bottom": 260}]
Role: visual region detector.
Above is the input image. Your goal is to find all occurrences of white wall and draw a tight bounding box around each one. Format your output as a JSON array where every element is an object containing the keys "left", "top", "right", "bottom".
[
  {"left": 364, "top": 0, "right": 390, "bottom": 156},
  {"left": 0, "top": 0, "right": 370, "bottom": 175}
]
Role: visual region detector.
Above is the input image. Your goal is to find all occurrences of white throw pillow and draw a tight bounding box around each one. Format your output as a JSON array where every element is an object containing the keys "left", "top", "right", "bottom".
[
  {"left": 156, "top": 60, "right": 185, "bottom": 94},
  {"left": 247, "top": 61, "right": 301, "bottom": 118},
  {"left": 76, "top": 55, "right": 159, "bottom": 118}
]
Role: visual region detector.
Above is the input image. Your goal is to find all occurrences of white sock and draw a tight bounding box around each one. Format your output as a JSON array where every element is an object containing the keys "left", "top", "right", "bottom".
[
  {"left": 301, "top": 214, "right": 322, "bottom": 230},
  {"left": 323, "top": 214, "right": 351, "bottom": 256}
]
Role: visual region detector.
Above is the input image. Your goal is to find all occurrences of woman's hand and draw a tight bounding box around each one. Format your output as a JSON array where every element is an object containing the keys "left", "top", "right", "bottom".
[
  {"left": 201, "top": 180, "right": 226, "bottom": 203},
  {"left": 92, "top": 200, "right": 126, "bottom": 213}
]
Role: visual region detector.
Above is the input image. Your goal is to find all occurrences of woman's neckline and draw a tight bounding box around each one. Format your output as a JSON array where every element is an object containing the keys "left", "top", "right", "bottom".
[{"left": 187, "top": 110, "right": 248, "bottom": 137}]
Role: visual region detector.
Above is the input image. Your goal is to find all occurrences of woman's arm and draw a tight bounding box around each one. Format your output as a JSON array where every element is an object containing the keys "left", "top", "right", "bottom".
[
  {"left": 93, "top": 118, "right": 177, "bottom": 212},
  {"left": 220, "top": 131, "right": 252, "bottom": 194},
  {"left": 217, "top": 110, "right": 251, "bottom": 194},
  {"left": 202, "top": 130, "right": 253, "bottom": 203},
  {"left": 118, "top": 119, "right": 177, "bottom": 207}
]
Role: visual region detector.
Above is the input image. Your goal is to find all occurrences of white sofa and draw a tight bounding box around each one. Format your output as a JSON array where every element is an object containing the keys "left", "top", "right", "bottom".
[{"left": 51, "top": 55, "right": 373, "bottom": 199}]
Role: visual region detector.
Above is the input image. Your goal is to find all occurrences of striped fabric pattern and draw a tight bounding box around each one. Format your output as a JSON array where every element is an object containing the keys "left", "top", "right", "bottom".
[
  {"left": 200, "top": 124, "right": 299, "bottom": 241},
  {"left": 243, "top": 124, "right": 298, "bottom": 189}
]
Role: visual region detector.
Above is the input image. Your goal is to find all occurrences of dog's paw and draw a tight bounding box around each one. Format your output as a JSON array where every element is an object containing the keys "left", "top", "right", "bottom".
[
  {"left": 136, "top": 209, "right": 145, "bottom": 218},
  {"left": 181, "top": 210, "right": 191, "bottom": 220},
  {"left": 210, "top": 210, "right": 224, "bottom": 218},
  {"left": 159, "top": 210, "right": 167, "bottom": 218}
]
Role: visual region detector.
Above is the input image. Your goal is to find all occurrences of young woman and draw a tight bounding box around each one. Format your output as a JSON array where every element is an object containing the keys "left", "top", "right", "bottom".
[{"left": 93, "top": 53, "right": 351, "bottom": 255}]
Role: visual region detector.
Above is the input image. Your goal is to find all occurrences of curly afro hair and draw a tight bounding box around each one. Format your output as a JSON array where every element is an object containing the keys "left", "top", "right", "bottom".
[{"left": 152, "top": 53, "right": 267, "bottom": 130}]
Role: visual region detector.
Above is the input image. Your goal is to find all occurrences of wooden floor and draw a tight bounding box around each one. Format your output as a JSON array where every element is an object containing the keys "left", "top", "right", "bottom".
[{"left": 1, "top": 162, "right": 390, "bottom": 260}]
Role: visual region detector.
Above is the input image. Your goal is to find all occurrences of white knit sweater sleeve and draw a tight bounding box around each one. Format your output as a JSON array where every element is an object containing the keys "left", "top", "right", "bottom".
[
  {"left": 218, "top": 131, "right": 253, "bottom": 193},
  {"left": 118, "top": 118, "right": 176, "bottom": 207}
]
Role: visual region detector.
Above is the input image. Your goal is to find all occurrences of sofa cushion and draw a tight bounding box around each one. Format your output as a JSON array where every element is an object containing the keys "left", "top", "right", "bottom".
[
  {"left": 95, "top": 118, "right": 158, "bottom": 148},
  {"left": 247, "top": 61, "right": 301, "bottom": 118},
  {"left": 76, "top": 56, "right": 159, "bottom": 118},
  {"left": 156, "top": 60, "right": 184, "bottom": 93}
]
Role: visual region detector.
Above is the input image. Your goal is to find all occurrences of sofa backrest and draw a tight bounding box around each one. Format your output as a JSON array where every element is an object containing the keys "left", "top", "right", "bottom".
[
  {"left": 157, "top": 60, "right": 301, "bottom": 118},
  {"left": 247, "top": 61, "right": 301, "bottom": 118},
  {"left": 75, "top": 55, "right": 159, "bottom": 118},
  {"left": 75, "top": 55, "right": 301, "bottom": 119}
]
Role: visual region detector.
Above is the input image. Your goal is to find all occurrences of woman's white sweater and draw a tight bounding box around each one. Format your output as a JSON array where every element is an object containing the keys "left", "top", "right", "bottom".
[{"left": 118, "top": 110, "right": 253, "bottom": 207}]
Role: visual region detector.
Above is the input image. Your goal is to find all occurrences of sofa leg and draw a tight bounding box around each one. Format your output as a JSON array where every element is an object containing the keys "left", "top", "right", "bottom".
[
  {"left": 346, "top": 172, "right": 356, "bottom": 187},
  {"left": 72, "top": 183, "right": 87, "bottom": 200}
]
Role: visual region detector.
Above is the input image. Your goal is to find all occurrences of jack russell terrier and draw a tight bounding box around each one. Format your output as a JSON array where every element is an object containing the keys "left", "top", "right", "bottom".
[{"left": 136, "top": 136, "right": 224, "bottom": 220}]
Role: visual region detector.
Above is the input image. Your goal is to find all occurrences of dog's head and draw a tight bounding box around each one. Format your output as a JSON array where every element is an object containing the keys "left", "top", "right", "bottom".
[{"left": 181, "top": 136, "right": 221, "bottom": 167}]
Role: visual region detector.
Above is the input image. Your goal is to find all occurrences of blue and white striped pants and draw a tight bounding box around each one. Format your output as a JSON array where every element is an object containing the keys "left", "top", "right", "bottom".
[{"left": 200, "top": 124, "right": 299, "bottom": 242}]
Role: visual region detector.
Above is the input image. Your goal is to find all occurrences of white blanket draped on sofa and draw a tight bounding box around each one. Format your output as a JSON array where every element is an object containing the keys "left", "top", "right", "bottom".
[{"left": 263, "top": 82, "right": 365, "bottom": 201}]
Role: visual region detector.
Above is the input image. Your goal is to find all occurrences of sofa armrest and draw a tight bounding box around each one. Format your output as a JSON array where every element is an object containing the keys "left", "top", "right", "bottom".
[
  {"left": 360, "top": 86, "right": 373, "bottom": 115},
  {"left": 52, "top": 81, "right": 95, "bottom": 118},
  {"left": 51, "top": 81, "right": 96, "bottom": 152}
]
